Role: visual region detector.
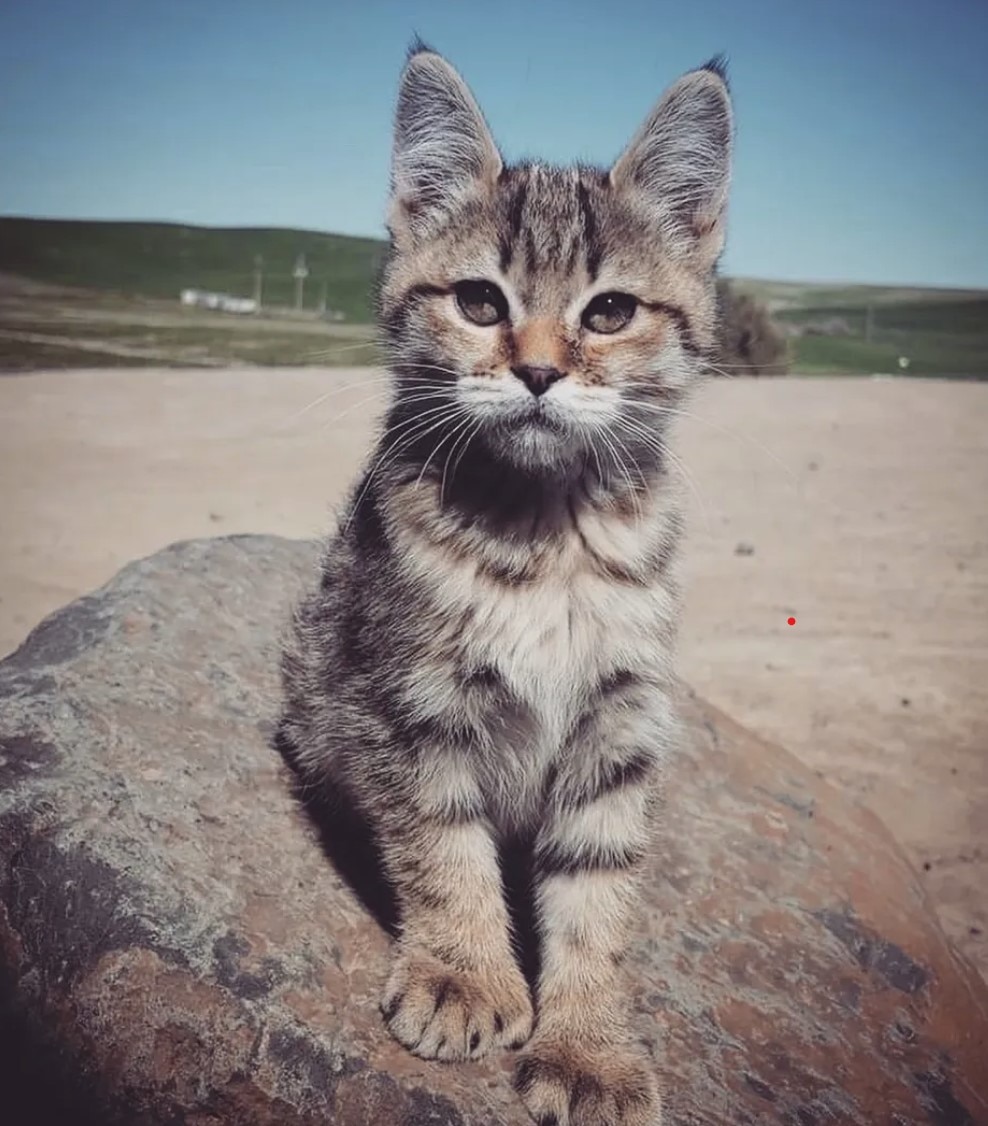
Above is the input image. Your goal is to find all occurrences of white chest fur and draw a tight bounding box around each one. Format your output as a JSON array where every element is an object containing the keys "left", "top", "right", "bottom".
[
  {"left": 394, "top": 491, "right": 679, "bottom": 752},
  {"left": 466, "top": 562, "right": 673, "bottom": 746}
]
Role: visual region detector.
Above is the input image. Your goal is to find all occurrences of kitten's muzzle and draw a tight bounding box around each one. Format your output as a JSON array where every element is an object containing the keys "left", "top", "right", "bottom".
[{"left": 511, "top": 365, "right": 566, "bottom": 398}]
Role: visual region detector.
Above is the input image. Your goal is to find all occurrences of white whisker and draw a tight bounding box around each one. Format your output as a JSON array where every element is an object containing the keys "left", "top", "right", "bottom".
[
  {"left": 415, "top": 409, "right": 474, "bottom": 492},
  {"left": 439, "top": 414, "right": 484, "bottom": 504},
  {"left": 342, "top": 404, "right": 468, "bottom": 534},
  {"left": 597, "top": 426, "right": 643, "bottom": 529},
  {"left": 300, "top": 337, "right": 381, "bottom": 361},
  {"left": 317, "top": 388, "right": 455, "bottom": 436},
  {"left": 615, "top": 414, "right": 712, "bottom": 535},
  {"left": 447, "top": 415, "right": 486, "bottom": 497},
  {"left": 620, "top": 390, "right": 798, "bottom": 487}
]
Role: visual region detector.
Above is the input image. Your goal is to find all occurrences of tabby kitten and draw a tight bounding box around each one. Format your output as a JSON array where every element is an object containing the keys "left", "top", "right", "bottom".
[{"left": 280, "top": 43, "right": 732, "bottom": 1126}]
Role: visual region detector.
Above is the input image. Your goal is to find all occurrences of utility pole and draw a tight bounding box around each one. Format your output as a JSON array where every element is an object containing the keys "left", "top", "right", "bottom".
[
  {"left": 319, "top": 279, "right": 328, "bottom": 316},
  {"left": 253, "top": 255, "right": 264, "bottom": 310},
  {"left": 864, "top": 303, "right": 874, "bottom": 343},
  {"left": 293, "top": 253, "right": 309, "bottom": 312}
]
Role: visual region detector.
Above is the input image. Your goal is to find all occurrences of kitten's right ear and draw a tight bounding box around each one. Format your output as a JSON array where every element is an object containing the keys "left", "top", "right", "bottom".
[{"left": 389, "top": 44, "right": 502, "bottom": 241}]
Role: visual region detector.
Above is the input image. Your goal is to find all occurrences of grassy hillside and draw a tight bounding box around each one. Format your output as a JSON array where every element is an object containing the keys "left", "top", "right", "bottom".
[
  {"left": 730, "top": 277, "right": 987, "bottom": 310},
  {"left": 776, "top": 295, "right": 988, "bottom": 376},
  {"left": 0, "top": 217, "right": 387, "bottom": 322},
  {"left": 0, "top": 278, "right": 379, "bottom": 371},
  {"left": 731, "top": 277, "right": 988, "bottom": 376},
  {"left": 1, "top": 218, "right": 985, "bottom": 375}
]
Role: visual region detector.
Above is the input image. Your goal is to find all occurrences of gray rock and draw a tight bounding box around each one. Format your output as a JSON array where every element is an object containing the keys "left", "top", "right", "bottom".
[{"left": 1, "top": 535, "right": 986, "bottom": 1125}]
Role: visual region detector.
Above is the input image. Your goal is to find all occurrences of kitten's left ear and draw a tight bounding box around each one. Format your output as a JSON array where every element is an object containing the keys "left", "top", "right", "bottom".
[
  {"left": 610, "top": 59, "right": 733, "bottom": 265},
  {"left": 390, "top": 44, "right": 503, "bottom": 240}
]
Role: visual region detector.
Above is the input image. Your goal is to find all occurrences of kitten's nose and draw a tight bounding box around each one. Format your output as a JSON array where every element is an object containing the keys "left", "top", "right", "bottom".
[{"left": 512, "top": 365, "right": 566, "bottom": 397}]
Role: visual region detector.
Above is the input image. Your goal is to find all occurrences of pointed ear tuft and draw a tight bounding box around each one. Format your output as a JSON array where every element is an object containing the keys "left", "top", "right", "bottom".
[
  {"left": 390, "top": 49, "right": 502, "bottom": 238},
  {"left": 406, "top": 34, "right": 437, "bottom": 61},
  {"left": 698, "top": 53, "right": 730, "bottom": 88},
  {"left": 610, "top": 63, "right": 733, "bottom": 264}
]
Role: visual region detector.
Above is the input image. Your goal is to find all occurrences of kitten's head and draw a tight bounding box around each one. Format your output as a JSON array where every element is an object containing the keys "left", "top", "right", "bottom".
[{"left": 378, "top": 44, "right": 732, "bottom": 483}]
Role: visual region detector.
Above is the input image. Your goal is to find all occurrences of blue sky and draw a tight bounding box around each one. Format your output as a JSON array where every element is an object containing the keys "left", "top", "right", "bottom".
[{"left": 2, "top": 0, "right": 986, "bottom": 287}]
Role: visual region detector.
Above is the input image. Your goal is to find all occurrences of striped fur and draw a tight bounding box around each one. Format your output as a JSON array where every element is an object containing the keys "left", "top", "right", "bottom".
[{"left": 279, "top": 42, "right": 732, "bottom": 1126}]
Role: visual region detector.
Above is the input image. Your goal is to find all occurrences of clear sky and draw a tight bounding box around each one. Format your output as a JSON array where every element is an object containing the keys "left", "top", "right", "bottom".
[{"left": 2, "top": 0, "right": 986, "bottom": 287}]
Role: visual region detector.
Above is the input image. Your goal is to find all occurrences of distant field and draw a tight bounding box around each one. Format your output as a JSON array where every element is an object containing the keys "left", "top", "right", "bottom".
[
  {"left": 1, "top": 217, "right": 985, "bottom": 375},
  {"left": 0, "top": 279, "right": 378, "bottom": 371},
  {"left": 731, "top": 277, "right": 988, "bottom": 376},
  {"left": 0, "top": 216, "right": 386, "bottom": 322}
]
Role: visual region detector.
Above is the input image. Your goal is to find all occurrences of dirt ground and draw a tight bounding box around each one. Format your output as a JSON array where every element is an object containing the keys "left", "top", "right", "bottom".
[{"left": 1, "top": 368, "right": 985, "bottom": 977}]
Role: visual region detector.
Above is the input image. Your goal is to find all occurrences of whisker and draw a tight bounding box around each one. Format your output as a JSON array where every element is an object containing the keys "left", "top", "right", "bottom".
[
  {"left": 437, "top": 414, "right": 482, "bottom": 504},
  {"left": 393, "top": 361, "right": 468, "bottom": 380},
  {"left": 316, "top": 388, "right": 455, "bottom": 436},
  {"left": 388, "top": 406, "right": 469, "bottom": 476},
  {"left": 278, "top": 371, "right": 404, "bottom": 423},
  {"left": 280, "top": 376, "right": 396, "bottom": 427},
  {"left": 604, "top": 426, "right": 647, "bottom": 527},
  {"left": 620, "top": 391, "right": 798, "bottom": 487},
  {"left": 597, "top": 426, "right": 642, "bottom": 529},
  {"left": 446, "top": 416, "right": 486, "bottom": 499},
  {"left": 415, "top": 409, "right": 474, "bottom": 491},
  {"left": 579, "top": 426, "right": 607, "bottom": 492},
  {"left": 341, "top": 405, "right": 467, "bottom": 534},
  {"left": 299, "top": 337, "right": 382, "bottom": 361},
  {"left": 616, "top": 415, "right": 713, "bottom": 535},
  {"left": 282, "top": 360, "right": 484, "bottom": 432},
  {"left": 280, "top": 373, "right": 455, "bottom": 433}
]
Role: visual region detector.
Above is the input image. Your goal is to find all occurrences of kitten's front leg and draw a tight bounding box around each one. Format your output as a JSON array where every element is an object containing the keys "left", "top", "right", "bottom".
[
  {"left": 517, "top": 697, "right": 666, "bottom": 1125},
  {"left": 375, "top": 762, "right": 533, "bottom": 1062}
]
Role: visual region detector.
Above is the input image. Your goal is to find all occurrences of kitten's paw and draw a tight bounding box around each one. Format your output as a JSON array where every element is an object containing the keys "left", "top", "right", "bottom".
[
  {"left": 514, "top": 1040, "right": 661, "bottom": 1125},
  {"left": 381, "top": 945, "right": 534, "bottom": 1061}
]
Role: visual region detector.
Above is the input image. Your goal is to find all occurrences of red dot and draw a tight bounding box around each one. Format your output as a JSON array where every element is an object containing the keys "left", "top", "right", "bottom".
[{"left": 787, "top": 617, "right": 796, "bottom": 626}]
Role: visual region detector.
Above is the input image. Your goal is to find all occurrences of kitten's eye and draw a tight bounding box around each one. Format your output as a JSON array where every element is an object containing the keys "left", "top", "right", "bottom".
[
  {"left": 581, "top": 291, "right": 638, "bottom": 334},
  {"left": 454, "top": 279, "right": 509, "bottom": 327}
]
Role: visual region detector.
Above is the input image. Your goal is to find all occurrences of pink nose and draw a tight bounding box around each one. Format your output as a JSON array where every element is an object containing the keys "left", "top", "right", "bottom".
[{"left": 512, "top": 365, "right": 566, "bottom": 397}]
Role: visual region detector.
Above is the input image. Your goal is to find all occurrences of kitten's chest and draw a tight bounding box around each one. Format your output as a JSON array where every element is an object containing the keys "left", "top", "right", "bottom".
[
  {"left": 458, "top": 557, "right": 673, "bottom": 745},
  {"left": 392, "top": 483, "right": 680, "bottom": 751}
]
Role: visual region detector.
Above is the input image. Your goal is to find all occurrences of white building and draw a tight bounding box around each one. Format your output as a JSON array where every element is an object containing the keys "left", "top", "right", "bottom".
[{"left": 179, "top": 289, "right": 257, "bottom": 315}]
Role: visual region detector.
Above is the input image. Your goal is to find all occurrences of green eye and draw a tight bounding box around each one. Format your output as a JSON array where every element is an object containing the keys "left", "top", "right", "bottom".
[
  {"left": 581, "top": 291, "right": 638, "bottom": 334},
  {"left": 454, "top": 279, "right": 509, "bottom": 326}
]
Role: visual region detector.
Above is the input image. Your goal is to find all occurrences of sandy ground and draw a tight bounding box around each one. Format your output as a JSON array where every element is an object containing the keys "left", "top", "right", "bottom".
[{"left": 1, "top": 368, "right": 986, "bottom": 977}]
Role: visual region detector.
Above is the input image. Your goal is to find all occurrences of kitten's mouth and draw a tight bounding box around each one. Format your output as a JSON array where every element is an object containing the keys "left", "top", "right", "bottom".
[
  {"left": 514, "top": 399, "right": 560, "bottom": 431},
  {"left": 524, "top": 407, "right": 556, "bottom": 429}
]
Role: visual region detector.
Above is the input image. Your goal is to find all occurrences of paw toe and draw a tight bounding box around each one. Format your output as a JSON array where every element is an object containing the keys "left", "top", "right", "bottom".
[
  {"left": 382, "top": 948, "right": 532, "bottom": 1062},
  {"left": 514, "top": 1044, "right": 660, "bottom": 1126}
]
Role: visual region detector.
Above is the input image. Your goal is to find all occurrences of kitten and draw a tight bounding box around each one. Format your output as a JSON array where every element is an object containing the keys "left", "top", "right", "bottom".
[{"left": 279, "top": 42, "right": 732, "bottom": 1126}]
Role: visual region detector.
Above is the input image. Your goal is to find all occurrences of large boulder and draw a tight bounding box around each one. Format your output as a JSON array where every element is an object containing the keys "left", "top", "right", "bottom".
[{"left": 1, "top": 535, "right": 985, "bottom": 1126}]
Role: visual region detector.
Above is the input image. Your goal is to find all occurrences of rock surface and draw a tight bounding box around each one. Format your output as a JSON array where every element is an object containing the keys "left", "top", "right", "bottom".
[{"left": 1, "top": 534, "right": 986, "bottom": 1126}]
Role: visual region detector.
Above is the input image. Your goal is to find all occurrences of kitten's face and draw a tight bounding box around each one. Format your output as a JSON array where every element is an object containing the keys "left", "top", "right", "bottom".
[{"left": 379, "top": 48, "right": 732, "bottom": 481}]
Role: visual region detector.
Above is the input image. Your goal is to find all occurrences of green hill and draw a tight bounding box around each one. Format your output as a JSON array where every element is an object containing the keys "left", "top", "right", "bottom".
[
  {"left": 730, "top": 277, "right": 988, "bottom": 377},
  {"left": 730, "top": 277, "right": 987, "bottom": 310},
  {"left": 0, "top": 216, "right": 387, "bottom": 322}
]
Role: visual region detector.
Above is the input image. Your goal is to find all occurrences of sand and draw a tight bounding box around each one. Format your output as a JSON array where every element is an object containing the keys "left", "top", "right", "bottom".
[{"left": 1, "top": 368, "right": 985, "bottom": 977}]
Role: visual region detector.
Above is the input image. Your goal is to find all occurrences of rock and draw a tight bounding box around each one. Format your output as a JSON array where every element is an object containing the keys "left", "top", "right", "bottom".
[
  {"left": 1, "top": 534, "right": 986, "bottom": 1126},
  {"left": 734, "top": 541, "right": 755, "bottom": 556}
]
